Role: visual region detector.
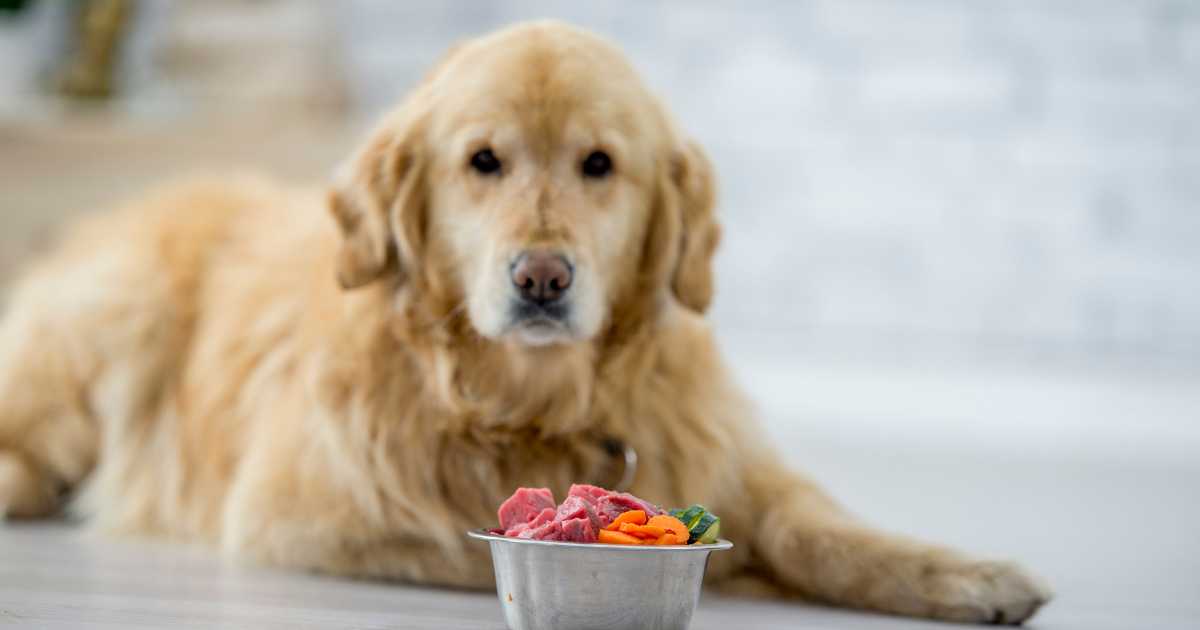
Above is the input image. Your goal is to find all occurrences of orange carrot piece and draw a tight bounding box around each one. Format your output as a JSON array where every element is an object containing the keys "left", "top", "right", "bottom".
[
  {"left": 617, "top": 523, "right": 646, "bottom": 537},
  {"left": 646, "top": 514, "right": 689, "bottom": 540},
  {"left": 604, "top": 509, "right": 647, "bottom": 531},
  {"left": 598, "top": 529, "right": 643, "bottom": 545},
  {"left": 654, "top": 532, "right": 688, "bottom": 545},
  {"left": 619, "top": 523, "right": 666, "bottom": 538}
]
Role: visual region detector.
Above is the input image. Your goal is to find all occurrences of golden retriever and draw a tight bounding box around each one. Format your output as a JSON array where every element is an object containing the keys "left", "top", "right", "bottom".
[{"left": 0, "top": 21, "right": 1049, "bottom": 624}]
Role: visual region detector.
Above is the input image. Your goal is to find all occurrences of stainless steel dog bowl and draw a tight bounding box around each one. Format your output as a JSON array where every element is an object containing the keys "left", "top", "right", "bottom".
[{"left": 468, "top": 529, "right": 732, "bottom": 630}]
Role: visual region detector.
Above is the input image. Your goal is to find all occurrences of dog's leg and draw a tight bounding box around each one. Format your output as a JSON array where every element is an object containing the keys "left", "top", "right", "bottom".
[
  {"left": 0, "top": 235, "right": 179, "bottom": 522},
  {"left": 219, "top": 417, "right": 496, "bottom": 588},
  {"left": 0, "top": 288, "right": 100, "bottom": 519},
  {"left": 227, "top": 524, "right": 496, "bottom": 588},
  {"left": 744, "top": 459, "right": 1051, "bottom": 625}
]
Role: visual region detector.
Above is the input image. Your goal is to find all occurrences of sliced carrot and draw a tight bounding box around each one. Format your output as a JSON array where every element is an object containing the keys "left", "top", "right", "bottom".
[
  {"left": 618, "top": 523, "right": 647, "bottom": 537},
  {"left": 646, "top": 514, "right": 689, "bottom": 540},
  {"left": 654, "top": 532, "right": 688, "bottom": 545},
  {"left": 598, "top": 529, "right": 643, "bottom": 545},
  {"left": 619, "top": 523, "right": 667, "bottom": 539},
  {"left": 604, "top": 509, "right": 647, "bottom": 531}
]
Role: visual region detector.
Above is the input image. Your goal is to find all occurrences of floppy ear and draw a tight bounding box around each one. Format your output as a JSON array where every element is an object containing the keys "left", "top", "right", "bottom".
[
  {"left": 668, "top": 140, "right": 721, "bottom": 313},
  {"left": 328, "top": 114, "right": 427, "bottom": 290},
  {"left": 327, "top": 39, "right": 469, "bottom": 291}
]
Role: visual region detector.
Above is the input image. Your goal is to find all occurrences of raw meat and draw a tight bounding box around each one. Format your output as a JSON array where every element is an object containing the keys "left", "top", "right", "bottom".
[
  {"left": 497, "top": 487, "right": 556, "bottom": 531},
  {"left": 497, "top": 484, "right": 661, "bottom": 542},
  {"left": 503, "top": 507, "right": 556, "bottom": 538}
]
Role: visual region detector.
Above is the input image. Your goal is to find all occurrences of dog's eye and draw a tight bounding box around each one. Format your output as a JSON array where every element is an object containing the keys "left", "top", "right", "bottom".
[
  {"left": 581, "top": 151, "right": 612, "bottom": 178},
  {"left": 470, "top": 148, "right": 502, "bottom": 175}
]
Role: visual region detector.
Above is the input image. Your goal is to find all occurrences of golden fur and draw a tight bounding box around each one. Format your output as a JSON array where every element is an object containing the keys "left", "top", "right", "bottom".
[{"left": 0, "top": 22, "right": 1049, "bottom": 624}]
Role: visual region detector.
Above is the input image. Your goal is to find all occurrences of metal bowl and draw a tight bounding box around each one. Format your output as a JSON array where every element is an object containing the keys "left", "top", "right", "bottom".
[{"left": 468, "top": 529, "right": 733, "bottom": 630}]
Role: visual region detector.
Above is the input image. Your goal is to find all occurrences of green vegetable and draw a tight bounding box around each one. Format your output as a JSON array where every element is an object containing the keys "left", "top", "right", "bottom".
[
  {"left": 671, "top": 506, "right": 704, "bottom": 528},
  {"left": 693, "top": 514, "right": 720, "bottom": 544},
  {"left": 668, "top": 504, "right": 721, "bottom": 544}
]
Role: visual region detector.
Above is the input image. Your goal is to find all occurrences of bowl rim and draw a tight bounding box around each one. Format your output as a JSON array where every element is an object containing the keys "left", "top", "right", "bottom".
[{"left": 467, "top": 528, "right": 733, "bottom": 551}]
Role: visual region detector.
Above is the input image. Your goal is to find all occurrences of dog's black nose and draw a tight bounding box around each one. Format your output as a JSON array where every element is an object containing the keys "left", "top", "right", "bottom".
[{"left": 511, "top": 251, "right": 572, "bottom": 303}]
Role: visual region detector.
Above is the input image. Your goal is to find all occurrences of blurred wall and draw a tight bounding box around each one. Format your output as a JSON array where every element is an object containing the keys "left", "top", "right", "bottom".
[{"left": 2, "top": 0, "right": 1198, "bottom": 367}]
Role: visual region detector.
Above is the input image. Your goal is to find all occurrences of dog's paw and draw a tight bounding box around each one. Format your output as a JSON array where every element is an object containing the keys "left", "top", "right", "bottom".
[
  {"left": 923, "top": 558, "right": 1053, "bottom": 625},
  {"left": 0, "top": 451, "right": 57, "bottom": 520}
]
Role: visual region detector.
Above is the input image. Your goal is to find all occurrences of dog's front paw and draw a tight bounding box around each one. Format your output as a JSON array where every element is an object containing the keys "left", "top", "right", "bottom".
[
  {"left": 922, "top": 559, "right": 1052, "bottom": 625},
  {"left": 0, "top": 451, "right": 58, "bottom": 520}
]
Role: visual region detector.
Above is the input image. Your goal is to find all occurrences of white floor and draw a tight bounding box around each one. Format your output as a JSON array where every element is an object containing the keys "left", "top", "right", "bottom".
[
  {"left": 1, "top": 454, "right": 1194, "bottom": 629},
  {"left": 2, "top": 350, "right": 1197, "bottom": 629}
]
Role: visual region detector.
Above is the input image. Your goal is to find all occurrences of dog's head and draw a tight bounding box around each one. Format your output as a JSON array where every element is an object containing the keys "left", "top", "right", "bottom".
[{"left": 329, "top": 21, "right": 718, "bottom": 348}]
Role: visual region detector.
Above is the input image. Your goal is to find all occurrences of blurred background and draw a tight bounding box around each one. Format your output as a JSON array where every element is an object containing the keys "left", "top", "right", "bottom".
[{"left": 0, "top": 1, "right": 1197, "bottom": 624}]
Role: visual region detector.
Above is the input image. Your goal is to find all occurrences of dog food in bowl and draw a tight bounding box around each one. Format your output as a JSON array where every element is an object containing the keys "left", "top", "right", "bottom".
[
  {"left": 495, "top": 483, "right": 721, "bottom": 546},
  {"left": 470, "top": 484, "right": 732, "bottom": 630}
]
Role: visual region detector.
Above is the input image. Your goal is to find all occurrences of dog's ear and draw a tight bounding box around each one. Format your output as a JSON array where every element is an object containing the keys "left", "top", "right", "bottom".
[
  {"left": 668, "top": 139, "right": 721, "bottom": 313},
  {"left": 327, "top": 41, "right": 469, "bottom": 291},
  {"left": 328, "top": 109, "right": 428, "bottom": 290}
]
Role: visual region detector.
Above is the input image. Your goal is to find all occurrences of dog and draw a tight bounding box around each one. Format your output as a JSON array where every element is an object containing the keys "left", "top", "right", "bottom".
[{"left": 0, "top": 21, "right": 1049, "bottom": 624}]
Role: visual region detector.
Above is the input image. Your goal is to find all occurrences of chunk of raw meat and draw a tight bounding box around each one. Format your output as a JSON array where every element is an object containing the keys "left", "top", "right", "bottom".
[
  {"left": 503, "top": 507, "right": 556, "bottom": 537},
  {"left": 567, "top": 483, "right": 661, "bottom": 525},
  {"left": 518, "top": 519, "right": 563, "bottom": 541},
  {"left": 567, "top": 483, "right": 609, "bottom": 506},
  {"left": 497, "top": 487, "right": 556, "bottom": 531},
  {"left": 497, "top": 484, "right": 662, "bottom": 542},
  {"left": 559, "top": 517, "right": 597, "bottom": 543},
  {"left": 594, "top": 492, "right": 662, "bottom": 526},
  {"left": 555, "top": 495, "right": 601, "bottom": 530}
]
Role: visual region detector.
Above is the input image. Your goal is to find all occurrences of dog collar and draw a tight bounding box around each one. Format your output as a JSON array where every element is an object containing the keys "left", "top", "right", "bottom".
[{"left": 600, "top": 437, "right": 638, "bottom": 493}]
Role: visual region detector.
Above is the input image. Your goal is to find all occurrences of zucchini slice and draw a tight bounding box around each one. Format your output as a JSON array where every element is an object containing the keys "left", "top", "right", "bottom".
[
  {"left": 693, "top": 514, "right": 720, "bottom": 544},
  {"left": 669, "top": 504, "right": 721, "bottom": 544}
]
